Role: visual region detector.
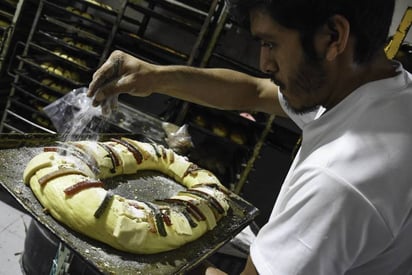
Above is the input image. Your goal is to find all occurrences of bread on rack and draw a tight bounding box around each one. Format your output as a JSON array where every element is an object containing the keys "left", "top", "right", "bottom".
[
  {"left": 41, "top": 78, "right": 71, "bottom": 94},
  {"left": 62, "top": 37, "right": 95, "bottom": 53},
  {"left": 66, "top": 6, "right": 93, "bottom": 20},
  {"left": 40, "top": 62, "right": 80, "bottom": 82},
  {"left": 0, "top": 20, "right": 10, "bottom": 28},
  {"left": 53, "top": 49, "right": 87, "bottom": 67},
  {"left": 84, "top": 0, "right": 113, "bottom": 11}
]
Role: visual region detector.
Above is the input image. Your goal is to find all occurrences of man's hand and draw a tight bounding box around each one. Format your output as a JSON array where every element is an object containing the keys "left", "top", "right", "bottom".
[
  {"left": 206, "top": 267, "right": 228, "bottom": 275},
  {"left": 87, "top": 50, "right": 156, "bottom": 107}
]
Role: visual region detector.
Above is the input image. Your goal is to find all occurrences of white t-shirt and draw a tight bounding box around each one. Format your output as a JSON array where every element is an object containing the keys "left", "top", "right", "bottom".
[{"left": 250, "top": 63, "right": 412, "bottom": 275}]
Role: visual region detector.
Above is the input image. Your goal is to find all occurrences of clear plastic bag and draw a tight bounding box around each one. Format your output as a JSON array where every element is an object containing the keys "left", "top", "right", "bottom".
[
  {"left": 43, "top": 87, "right": 114, "bottom": 140},
  {"left": 162, "top": 122, "right": 194, "bottom": 155}
]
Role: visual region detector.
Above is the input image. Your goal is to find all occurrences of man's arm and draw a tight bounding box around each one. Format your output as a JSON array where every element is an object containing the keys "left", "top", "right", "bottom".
[
  {"left": 88, "top": 50, "right": 286, "bottom": 116},
  {"left": 204, "top": 256, "right": 258, "bottom": 275},
  {"left": 241, "top": 256, "right": 259, "bottom": 275}
]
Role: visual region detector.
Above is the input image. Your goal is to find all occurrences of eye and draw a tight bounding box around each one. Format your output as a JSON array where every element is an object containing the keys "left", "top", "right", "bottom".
[{"left": 260, "top": 40, "right": 275, "bottom": 50}]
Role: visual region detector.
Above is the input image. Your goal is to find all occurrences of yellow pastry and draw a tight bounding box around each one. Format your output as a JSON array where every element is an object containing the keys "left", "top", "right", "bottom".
[{"left": 23, "top": 138, "right": 230, "bottom": 254}]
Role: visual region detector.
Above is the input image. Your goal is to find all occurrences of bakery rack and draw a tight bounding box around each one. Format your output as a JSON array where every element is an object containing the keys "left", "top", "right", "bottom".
[
  {"left": 0, "top": 0, "right": 20, "bottom": 74},
  {"left": 2, "top": 0, "right": 127, "bottom": 134},
  {"left": 0, "top": 0, "right": 31, "bottom": 118},
  {"left": 1, "top": 0, "right": 300, "bottom": 204}
]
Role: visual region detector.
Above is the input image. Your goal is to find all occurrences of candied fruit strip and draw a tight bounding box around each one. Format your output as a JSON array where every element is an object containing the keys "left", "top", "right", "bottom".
[
  {"left": 183, "top": 164, "right": 202, "bottom": 178},
  {"left": 160, "top": 198, "right": 206, "bottom": 221},
  {"left": 149, "top": 143, "right": 162, "bottom": 158},
  {"left": 182, "top": 209, "right": 198, "bottom": 228},
  {"left": 64, "top": 180, "right": 104, "bottom": 196},
  {"left": 111, "top": 138, "right": 143, "bottom": 164},
  {"left": 94, "top": 191, "right": 114, "bottom": 218},
  {"left": 180, "top": 189, "right": 225, "bottom": 214},
  {"left": 98, "top": 142, "right": 120, "bottom": 173},
  {"left": 161, "top": 209, "right": 172, "bottom": 226},
  {"left": 146, "top": 202, "right": 167, "bottom": 237},
  {"left": 38, "top": 168, "right": 89, "bottom": 186},
  {"left": 44, "top": 147, "right": 58, "bottom": 152}
]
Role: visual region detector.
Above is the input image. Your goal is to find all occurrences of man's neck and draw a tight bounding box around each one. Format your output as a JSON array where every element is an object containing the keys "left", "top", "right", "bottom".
[{"left": 324, "top": 51, "right": 398, "bottom": 110}]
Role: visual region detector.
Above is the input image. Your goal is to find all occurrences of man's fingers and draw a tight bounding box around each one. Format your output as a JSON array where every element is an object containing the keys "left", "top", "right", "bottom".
[
  {"left": 88, "top": 54, "right": 123, "bottom": 97},
  {"left": 88, "top": 63, "right": 112, "bottom": 96},
  {"left": 92, "top": 87, "right": 112, "bottom": 106},
  {"left": 91, "top": 75, "right": 132, "bottom": 107}
]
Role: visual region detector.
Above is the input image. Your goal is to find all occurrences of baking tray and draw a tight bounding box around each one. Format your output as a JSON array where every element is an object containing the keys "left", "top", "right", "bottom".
[{"left": 0, "top": 133, "right": 259, "bottom": 274}]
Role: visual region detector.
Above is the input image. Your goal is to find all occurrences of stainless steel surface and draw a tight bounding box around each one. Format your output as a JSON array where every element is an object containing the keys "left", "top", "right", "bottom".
[{"left": 0, "top": 134, "right": 259, "bottom": 274}]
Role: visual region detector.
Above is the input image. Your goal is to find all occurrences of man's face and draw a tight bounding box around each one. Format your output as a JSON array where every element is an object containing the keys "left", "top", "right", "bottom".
[{"left": 250, "top": 9, "right": 330, "bottom": 114}]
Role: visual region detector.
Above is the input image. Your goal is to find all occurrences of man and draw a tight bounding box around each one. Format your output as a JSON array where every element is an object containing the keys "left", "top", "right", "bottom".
[{"left": 88, "top": 0, "right": 412, "bottom": 274}]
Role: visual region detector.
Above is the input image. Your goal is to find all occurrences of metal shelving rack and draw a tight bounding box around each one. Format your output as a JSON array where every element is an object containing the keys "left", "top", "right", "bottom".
[
  {"left": 115, "top": 0, "right": 221, "bottom": 66},
  {"left": 1, "top": 0, "right": 224, "bottom": 133},
  {"left": 1, "top": 0, "right": 300, "bottom": 193},
  {"left": 1, "top": 0, "right": 128, "bottom": 133},
  {"left": 0, "top": 0, "right": 23, "bottom": 74},
  {"left": 0, "top": 0, "right": 28, "bottom": 119}
]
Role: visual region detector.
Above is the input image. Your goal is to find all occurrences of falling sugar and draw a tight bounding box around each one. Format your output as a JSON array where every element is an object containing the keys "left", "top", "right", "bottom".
[{"left": 60, "top": 97, "right": 105, "bottom": 141}]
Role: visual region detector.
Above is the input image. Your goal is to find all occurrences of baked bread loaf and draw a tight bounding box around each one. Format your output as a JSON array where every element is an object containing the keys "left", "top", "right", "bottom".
[
  {"left": 84, "top": 0, "right": 113, "bottom": 11},
  {"left": 66, "top": 6, "right": 93, "bottom": 20},
  {"left": 41, "top": 78, "right": 71, "bottom": 94},
  {"left": 53, "top": 49, "right": 87, "bottom": 67},
  {"left": 0, "top": 20, "right": 10, "bottom": 28},
  {"left": 40, "top": 62, "right": 80, "bottom": 82},
  {"left": 23, "top": 138, "right": 230, "bottom": 254},
  {"left": 62, "top": 37, "right": 95, "bottom": 53}
]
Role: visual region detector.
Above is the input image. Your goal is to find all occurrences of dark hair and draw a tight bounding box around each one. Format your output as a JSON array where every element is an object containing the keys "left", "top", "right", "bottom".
[{"left": 226, "top": 0, "right": 395, "bottom": 64}]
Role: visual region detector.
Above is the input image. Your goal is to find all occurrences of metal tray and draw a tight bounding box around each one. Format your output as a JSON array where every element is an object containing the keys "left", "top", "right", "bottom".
[{"left": 0, "top": 134, "right": 259, "bottom": 274}]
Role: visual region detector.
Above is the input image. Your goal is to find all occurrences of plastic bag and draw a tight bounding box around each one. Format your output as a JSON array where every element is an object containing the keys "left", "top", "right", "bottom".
[
  {"left": 162, "top": 122, "right": 193, "bottom": 155},
  {"left": 43, "top": 87, "right": 115, "bottom": 140}
]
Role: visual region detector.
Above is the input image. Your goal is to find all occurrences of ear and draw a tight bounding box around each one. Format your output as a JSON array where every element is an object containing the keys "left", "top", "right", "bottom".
[{"left": 324, "top": 14, "right": 350, "bottom": 61}]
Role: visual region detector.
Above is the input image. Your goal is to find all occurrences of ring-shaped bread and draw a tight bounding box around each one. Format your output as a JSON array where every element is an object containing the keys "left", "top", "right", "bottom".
[{"left": 23, "top": 137, "right": 230, "bottom": 254}]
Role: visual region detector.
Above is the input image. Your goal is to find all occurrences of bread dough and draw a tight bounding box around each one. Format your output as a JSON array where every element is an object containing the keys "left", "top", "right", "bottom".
[{"left": 23, "top": 138, "right": 231, "bottom": 254}]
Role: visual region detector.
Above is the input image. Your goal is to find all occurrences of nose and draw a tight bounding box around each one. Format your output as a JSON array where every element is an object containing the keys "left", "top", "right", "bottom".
[{"left": 259, "top": 47, "right": 277, "bottom": 74}]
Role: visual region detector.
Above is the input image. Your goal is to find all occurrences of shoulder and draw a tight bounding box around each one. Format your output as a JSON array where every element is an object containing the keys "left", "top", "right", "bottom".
[
  {"left": 251, "top": 167, "right": 393, "bottom": 274},
  {"left": 278, "top": 166, "right": 382, "bottom": 216}
]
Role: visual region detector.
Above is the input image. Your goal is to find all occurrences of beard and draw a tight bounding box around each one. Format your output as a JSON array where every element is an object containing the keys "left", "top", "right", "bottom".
[
  {"left": 273, "top": 53, "right": 327, "bottom": 115},
  {"left": 281, "top": 95, "right": 320, "bottom": 115}
]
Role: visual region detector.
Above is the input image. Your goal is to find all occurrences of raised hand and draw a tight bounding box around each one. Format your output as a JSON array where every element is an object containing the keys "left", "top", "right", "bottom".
[{"left": 87, "top": 50, "right": 157, "bottom": 107}]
